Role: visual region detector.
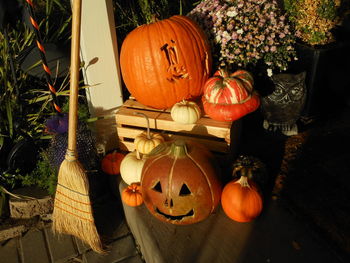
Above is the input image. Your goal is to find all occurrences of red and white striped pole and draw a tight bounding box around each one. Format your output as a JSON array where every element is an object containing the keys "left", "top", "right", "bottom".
[{"left": 24, "top": 0, "right": 62, "bottom": 114}]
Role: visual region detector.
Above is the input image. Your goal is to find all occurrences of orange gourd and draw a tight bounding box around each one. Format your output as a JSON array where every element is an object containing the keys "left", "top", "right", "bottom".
[
  {"left": 121, "top": 183, "right": 143, "bottom": 207},
  {"left": 101, "top": 152, "right": 125, "bottom": 175},
  {"left": 120, "top": 15, "right": 212, "bottom": 109},
  {"left": 221, "top": 168, "right": 263, "bottom": 222},
  {"left": 202, "top": 68, "right": 260, "bottom": 122}
]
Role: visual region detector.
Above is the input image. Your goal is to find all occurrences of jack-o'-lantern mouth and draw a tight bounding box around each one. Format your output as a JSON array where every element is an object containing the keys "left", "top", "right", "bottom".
[{"left": 155, "top": 208, "right": 194, "bottom": 221}]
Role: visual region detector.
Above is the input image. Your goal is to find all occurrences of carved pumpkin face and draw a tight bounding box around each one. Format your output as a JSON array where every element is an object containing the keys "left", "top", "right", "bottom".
[
  {"left": 141, "top": 140, "right": 222, "bottom": 225},
  {"left": 120, "top": 15, "right": 212, "bottom": 109}
]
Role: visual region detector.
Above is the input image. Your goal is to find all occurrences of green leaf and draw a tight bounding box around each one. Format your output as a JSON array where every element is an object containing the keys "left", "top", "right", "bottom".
[{"left": 5, "top": 101, "right": 13, "bottom": 138}]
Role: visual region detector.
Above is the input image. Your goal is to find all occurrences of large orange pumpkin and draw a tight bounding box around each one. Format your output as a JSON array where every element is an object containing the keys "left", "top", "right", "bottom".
[{"left": 120, "top": 15, "right": 212, "bottom": 109}]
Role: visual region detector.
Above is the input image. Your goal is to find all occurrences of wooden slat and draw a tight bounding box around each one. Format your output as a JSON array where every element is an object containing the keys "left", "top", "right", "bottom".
[
  {"left": 118, "top": 141, "right": 136, "bottom": 152},
  {"left": 116, "top": 108, "right": 162, "bottom": 129},
  {"left": 155, "top": 112, "right": 231, "bottom": 138},
  {"left": 116, "top": 108, "right": 232, "bottom": 139},
  {"left": 116, "top": 126, "right": 147, "bottom": 139},
  {"left": 166, "top": 134, "right": 229, "bottom": 153},
  {"left": 115, "top": 98, "right": 235, "bottom": 153},
  {"left": 123, "top": 99, "right": 168, "bottom": 112},
  {"left": 118, "top": 135, "right": 228, "bottom": 153}
]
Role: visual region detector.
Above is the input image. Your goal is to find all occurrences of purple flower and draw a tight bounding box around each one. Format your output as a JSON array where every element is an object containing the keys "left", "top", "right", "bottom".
[
  {"left": 188, "top": 0, "right": 296, "bottom": 72},
  {"left": 45, "top": 114, "right": 68, "bottom": 134}
]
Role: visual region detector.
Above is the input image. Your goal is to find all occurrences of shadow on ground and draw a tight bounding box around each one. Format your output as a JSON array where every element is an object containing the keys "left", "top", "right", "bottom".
[{"left": 237, "top": 104, "right": 350, "bottom": 262}]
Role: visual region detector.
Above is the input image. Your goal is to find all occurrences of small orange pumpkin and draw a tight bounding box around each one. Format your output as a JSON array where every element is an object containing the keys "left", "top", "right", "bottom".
[
  {"left": 101, "top": 151, "right": 125, "bottom": 175},
  {"left": 221, "top": 168, "right": 263, "bottom": 222},
  {"left": 121, "top": 183, "right": 143, "bottom": 207}
]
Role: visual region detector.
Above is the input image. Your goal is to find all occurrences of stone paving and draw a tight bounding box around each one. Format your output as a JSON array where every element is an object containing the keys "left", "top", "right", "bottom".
[
  {"left": 0, "top": 221, "right": 143, "bottom": 263},
  {"left": 0, "top": 182, "right": 144, "bottom": 263}
]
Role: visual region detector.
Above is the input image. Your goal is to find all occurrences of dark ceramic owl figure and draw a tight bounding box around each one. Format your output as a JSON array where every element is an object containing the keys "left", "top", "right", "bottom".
[{"left": 261, "top": 72, "right": 307, "bottom": 136}]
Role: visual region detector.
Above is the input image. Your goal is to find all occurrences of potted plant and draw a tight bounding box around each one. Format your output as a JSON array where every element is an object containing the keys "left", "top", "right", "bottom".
[
  {"left": 188, "top": 0, "right": 298, "bottom": 80},
  {"left": 0, "top": 0, "right": 73, "bottom": 218},
  {"left": 283, "top": 0, "right": 349, "bottom": 46},
  {"left": 283, "top": 0, "right": 350, "bottom": 120}
]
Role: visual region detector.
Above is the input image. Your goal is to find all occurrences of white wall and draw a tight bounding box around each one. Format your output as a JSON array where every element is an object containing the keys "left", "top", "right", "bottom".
[{"left": 78, "top": 0, "right": 123, "bottom": 153}]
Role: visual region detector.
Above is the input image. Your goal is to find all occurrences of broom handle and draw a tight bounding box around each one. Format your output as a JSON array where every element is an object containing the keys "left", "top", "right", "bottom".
[{"left": 67, "top": 0, "right": 82, "bottom": 153}]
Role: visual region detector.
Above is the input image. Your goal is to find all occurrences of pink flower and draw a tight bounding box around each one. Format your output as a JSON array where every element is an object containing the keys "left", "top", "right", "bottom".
[
  {"left": 188, "top": 0, "right": 296, "bottom": 72},
  {"left": 231, "top": 32, "right": 238, "bottom": 40},
  {"left": 259, "top": 35, "right": 265, "bottom": 41}
]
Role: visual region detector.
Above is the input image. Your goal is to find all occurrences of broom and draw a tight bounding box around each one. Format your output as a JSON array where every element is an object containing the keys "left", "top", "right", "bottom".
[{"left": 52, "top": 0, "right": 104, "bottom": 253}]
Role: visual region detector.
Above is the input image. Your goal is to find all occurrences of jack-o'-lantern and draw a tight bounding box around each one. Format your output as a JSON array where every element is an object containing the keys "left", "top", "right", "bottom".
[
  {"left": 120, "top": 15, "right": 212, "bottom": 109},
  {"left": 141, "top": 140, "right": 222, "bottom": 225}
]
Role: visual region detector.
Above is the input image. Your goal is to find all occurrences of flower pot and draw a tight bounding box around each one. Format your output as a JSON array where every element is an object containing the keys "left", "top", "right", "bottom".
[
  {"left": 288, "top": 41, "right": 350, "bottom": 120},
  {"left": 0, "top": 190, "right": 9, "bottom": 218}
]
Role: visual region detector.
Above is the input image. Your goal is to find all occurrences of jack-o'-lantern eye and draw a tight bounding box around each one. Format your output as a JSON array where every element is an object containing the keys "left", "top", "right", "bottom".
[
  {"left": 152, "top": 181, "right": 162, "bottom": 193},
  {"left": 179, "top": 184, "right": 191, "bottom": 196}
]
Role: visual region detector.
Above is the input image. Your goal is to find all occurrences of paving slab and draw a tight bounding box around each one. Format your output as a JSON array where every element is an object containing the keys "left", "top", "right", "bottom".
[
  {"left": 21, "top": 228, "right": 51, "bottom": 263},
  {"left": 0, "top": 237, "right": 21, "bottom": 263},
  {"left": 84, "top": 234, "right": 141, "bottom": 263},
  {"left": 46, "top": 228, "right": 78, "bottom": 262}
]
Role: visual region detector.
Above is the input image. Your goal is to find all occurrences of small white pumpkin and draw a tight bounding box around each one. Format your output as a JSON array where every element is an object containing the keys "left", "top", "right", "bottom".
[
  {"left": 134, "top": 112, "right": 165, "bottom": 154},
  {"left": 120, "top": 150, "right": 145, "bottom": 185},
  {"left": 171, "top": 100, "right": 201, "bottom": 124}
]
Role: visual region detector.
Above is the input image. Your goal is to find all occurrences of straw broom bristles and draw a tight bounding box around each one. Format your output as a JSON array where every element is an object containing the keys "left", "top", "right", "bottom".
[
  {"left": 52, "top": 0, "right": 104, "bottom": 254},
  {"left": 52, "top": 150, "right": 104, "bottom": 253}
]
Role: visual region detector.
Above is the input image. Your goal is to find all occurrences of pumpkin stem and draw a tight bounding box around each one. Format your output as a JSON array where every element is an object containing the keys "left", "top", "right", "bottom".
[
  {"left": 136, "top": 149, "right": 142, "bottom": 160},
  {"left": 150, "top": 14, "right": 159, "bottom": 23},
  {"left": 237, "top": 168, "right": 250, "bottom": 188},
  {"left": 135, "top": 112, "right": 152, "bottom": 140},
  {"left": 170, "top": 140, "right": 187, "bottom": 158}
]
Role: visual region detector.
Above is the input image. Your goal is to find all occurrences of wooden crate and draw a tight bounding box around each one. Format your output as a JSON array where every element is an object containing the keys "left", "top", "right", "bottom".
[{"left": 115, "top": 99, "right": 242, "bottom": 154}]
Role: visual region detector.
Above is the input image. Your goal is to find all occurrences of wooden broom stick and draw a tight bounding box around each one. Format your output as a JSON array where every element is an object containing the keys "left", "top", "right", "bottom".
[{"left": 52, "top": 0, "right": 104, "bottom": 253}]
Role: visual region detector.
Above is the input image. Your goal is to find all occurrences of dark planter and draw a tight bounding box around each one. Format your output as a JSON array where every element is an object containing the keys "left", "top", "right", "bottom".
[
  {"left": 288, "top": 41, "right": 350, "bottom": 120},
  {"left": 0, "top": 190, "right": 8, "bottom": 218}
]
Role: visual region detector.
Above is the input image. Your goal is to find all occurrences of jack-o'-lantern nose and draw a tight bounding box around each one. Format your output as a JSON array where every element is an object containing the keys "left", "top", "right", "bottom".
[{"left": 164, "top": 198, "right": 173, "bottom": 208}]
